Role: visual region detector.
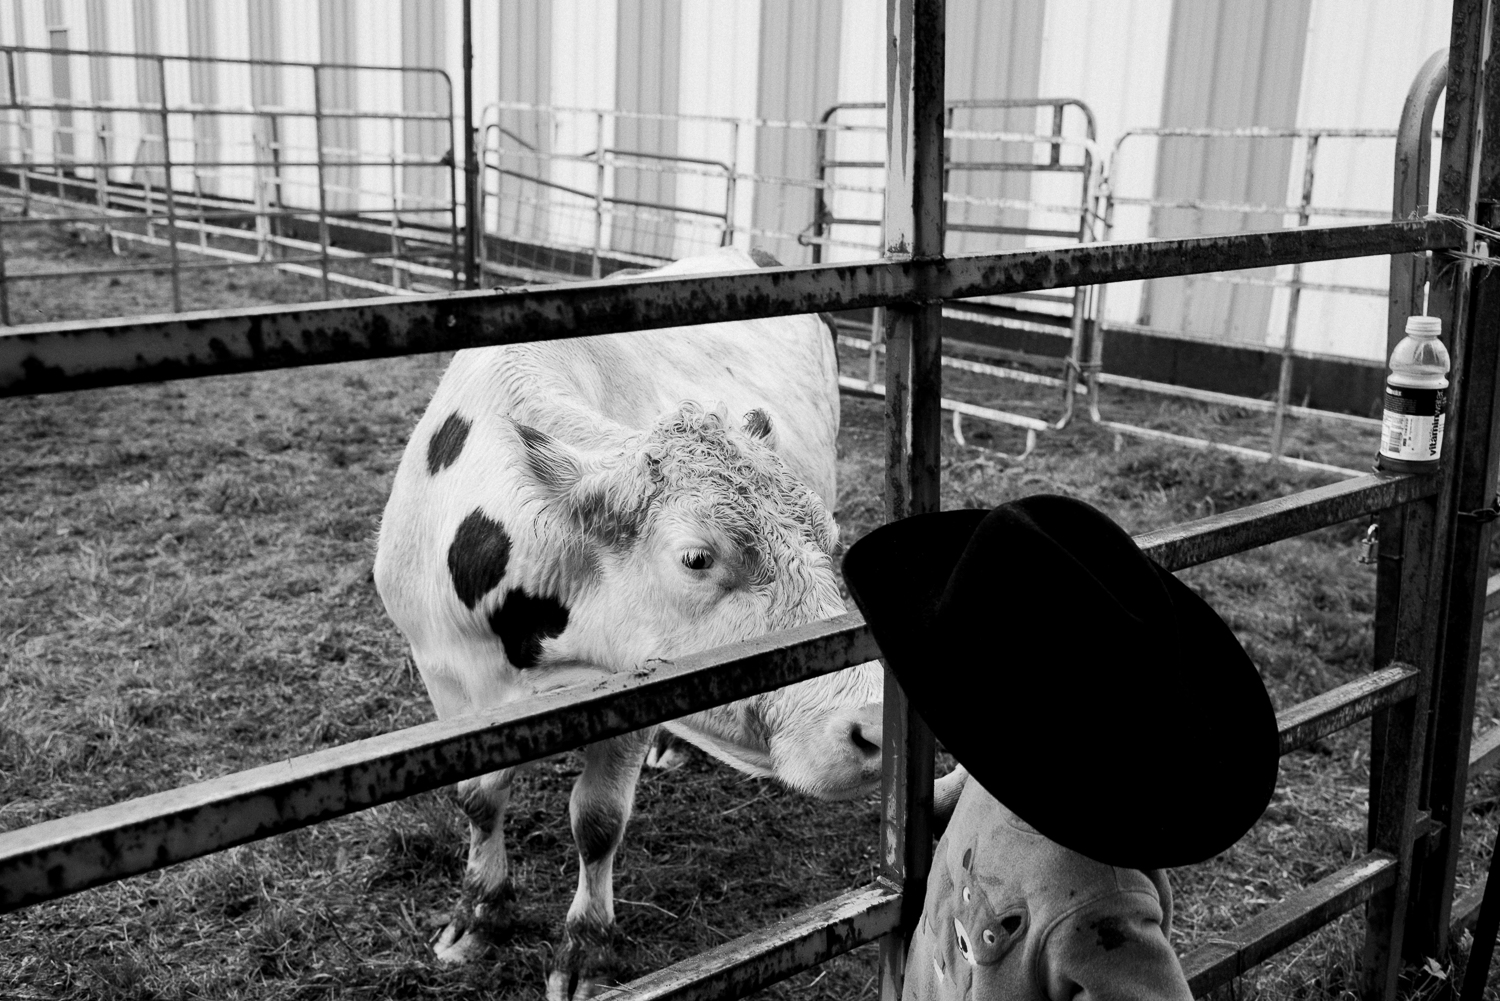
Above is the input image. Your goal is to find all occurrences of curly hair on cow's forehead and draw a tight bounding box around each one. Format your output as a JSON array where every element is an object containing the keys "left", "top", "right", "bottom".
[{"left": 633, "top": 402, "right": 836, "bottom": 582}]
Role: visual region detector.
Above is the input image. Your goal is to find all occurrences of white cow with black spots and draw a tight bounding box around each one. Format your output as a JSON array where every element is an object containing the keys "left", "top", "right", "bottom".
[{"left": 373, "top": 247, "right": 884, "bottom": 1000}]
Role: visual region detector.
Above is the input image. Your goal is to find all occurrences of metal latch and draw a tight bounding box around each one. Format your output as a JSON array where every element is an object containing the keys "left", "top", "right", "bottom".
[
  {"left": 1457, "top": 497, "right": 1500, "bottom": 524},
  {"left": 1358, "top": 523, "right": 1379, "bottom": 565}
]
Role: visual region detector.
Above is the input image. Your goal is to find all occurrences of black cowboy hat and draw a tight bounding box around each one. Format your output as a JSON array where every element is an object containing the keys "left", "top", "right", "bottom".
[{"left": 841, "top": 495, "right": 1278, "bottom": 870}]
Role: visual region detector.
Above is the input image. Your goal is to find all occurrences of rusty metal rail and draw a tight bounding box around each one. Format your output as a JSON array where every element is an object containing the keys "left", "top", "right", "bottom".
[
  {"left": 594, "top": 884, "right": 904, "bottom": 1001},
  {"left": 1183, "top": 852, "right": 1399, "bottom": 995},
  {"left": 0, "top": 218, "right": 1461, "bottom": 398},
  {"left": 1136, "top": 473, "right": 1438, "bottom": 571},
  {"left": 0, "top": 614, "right": 878, "bottom": 912}
]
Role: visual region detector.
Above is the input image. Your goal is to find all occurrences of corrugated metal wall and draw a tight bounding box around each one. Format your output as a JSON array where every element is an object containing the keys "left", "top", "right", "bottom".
[
  {"left": 400, "top": 0, "right": 449, "bottom": 216},
  {"left": 184, "top": 0, "right": 216, "bottom": 191},
  {"left": 1143, "top": 0, "right": 1314, "bottom": 345},
  {"left": 753, "top": 0, "right": 841, "bottom": 264},
  {"left": 495, "top": 0, "right": 549, "bottom": 240},
  {"left": 318, "top": 0, "right": 357, "bottom": 211},
  {"left": 944, "top": 0, "right": 1045, "bottom": 255},
  {"left": 613, "top": 0, "right": 680, "bottom": 258}
]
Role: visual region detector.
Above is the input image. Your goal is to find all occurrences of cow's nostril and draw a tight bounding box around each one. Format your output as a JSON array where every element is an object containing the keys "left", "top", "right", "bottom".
[{"left": 850, "top": 720, "right": 882, "bottom": 756}]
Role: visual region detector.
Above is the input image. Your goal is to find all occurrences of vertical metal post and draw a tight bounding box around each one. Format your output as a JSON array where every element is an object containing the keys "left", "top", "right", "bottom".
[
  {"left": 877, "top": 3, "right": 944, "bottom": 1001},
  {"left": 1270, "top": 134, "right": 1319, "bottom": 458},
  {"left": 267, "top": 115, "right": 285, "bottom": 244},
  {"left": 724, "top": 121, "right": 739, "bottom": 247},
  {"left": 194, "top": 171, "right": 207, "bottom": 250},
  {"left": 1453, "top": 200, "right": 1500, "bottom": 1001},
  {"left": 1061, "top": 114, "right": 1095, "bottom": 429},
  {"left": 94, "top": 119, "right": 114, "bottom": 254},
  {"left": 0, "top": 206, "right": 11, "bottom": 326},
  {"left": 390, "top": 149, "right": 404, "bottom": 289},
  {"left": 1404, "top": 0, "right": 1498, "bottom": 969},
  {"left": 462, "top": 0, "right": 480, "bottom": 289},
  {"left": 254, "top": 124, "right": 271, "bottom": 260},
  {"left": 1362, "top": 50, "right": 1461, "bottom": 1001},
  {"left": 9, "top": 52, "right": 31, "bottom": 218},
  {"left": 310, "top": 66, "right": 332, "bottom": 301},
  {"left": 155, "top": 56, "right": 181, "bottom": 313},
  {"left": 811, "top": 113, "right": 829, "bottom": 265},
  {"left": 592, "top": 111, "right": 606, "bottom": 279}
]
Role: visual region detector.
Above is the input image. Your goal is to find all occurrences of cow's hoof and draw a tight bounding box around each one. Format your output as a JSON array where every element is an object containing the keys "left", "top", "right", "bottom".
[
  {"left": 644, "top": 743, "right": 687, "bottom": 771},
  {"left": 433, "top": 882, "right": 513, "bottom": 964},
  {"left": 433, "top": 924, "right": 492, "bottom": 965},
  {"left": 546, "top": 920, "right": 617, "bottom": 1001},
  {"left": 645, "top": 730, "right": 688, "bottom": 771}
]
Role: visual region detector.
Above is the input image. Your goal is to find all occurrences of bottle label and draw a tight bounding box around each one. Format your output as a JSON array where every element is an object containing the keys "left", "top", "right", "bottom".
[{"left": 1379, "top": 384, "right": 1446, "bottom": 462}]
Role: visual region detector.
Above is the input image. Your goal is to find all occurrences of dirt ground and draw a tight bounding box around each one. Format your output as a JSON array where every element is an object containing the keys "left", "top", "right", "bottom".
[{"left": 3, "top": 225, "right": 1500, "bottom": 1000}]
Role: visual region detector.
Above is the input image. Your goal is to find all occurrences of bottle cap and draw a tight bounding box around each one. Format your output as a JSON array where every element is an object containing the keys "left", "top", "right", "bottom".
[{"left": 1406, "top": 315, "right": 1442, "bottom": 337}]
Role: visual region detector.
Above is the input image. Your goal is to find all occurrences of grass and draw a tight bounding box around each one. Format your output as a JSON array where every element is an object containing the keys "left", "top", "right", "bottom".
[{"left": 3, "top": 224, "right": 1500, "bottom": 999}]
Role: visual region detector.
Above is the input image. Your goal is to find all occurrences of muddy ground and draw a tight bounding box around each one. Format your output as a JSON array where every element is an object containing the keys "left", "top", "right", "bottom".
[{"left": 3, "top": 225, "right": 1500, "bottom": 1000}]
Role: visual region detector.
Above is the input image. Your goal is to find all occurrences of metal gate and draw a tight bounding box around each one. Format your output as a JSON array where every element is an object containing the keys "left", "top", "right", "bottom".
[
  {"left": 1, "top": 3, "right": 1497, "bottom": 1000},
  {"left": 0, "top": 45, "right": 462, "bottom": 314}
]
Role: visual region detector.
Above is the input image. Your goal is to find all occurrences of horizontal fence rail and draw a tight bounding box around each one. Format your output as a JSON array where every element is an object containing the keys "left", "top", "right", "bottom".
[
  {"left": 0, "top": 474, "right": 1428, "bottom": 913},
  {"left": 1136, "top": 473, "right": 1439, "bottom": 571},
  {"left": 593, "top": 884, "right": 905, "bottom": 1001},
  {"left": 0, "top": 616, "right": 880, "bottom": 912},
  {"left": 1182, "top": 852, "right": 1399, "bottom": 994},
  {"left": 0, "top": 218, "right": 1461, "bottom": 398}
]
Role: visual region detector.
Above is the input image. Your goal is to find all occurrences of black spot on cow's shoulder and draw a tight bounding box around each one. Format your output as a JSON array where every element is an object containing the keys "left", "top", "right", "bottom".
[
  {"left": 490, "top": 588, "right": 570, "bottom": 668},
  {"left": 749, "top": 247, "right": 783, "bottom": 268},
  {"left": 427, "top": 412, "right": 471, "bottom": 475},
  {"left": 448, "top": 510, "right": 511, "bottom": 609}
]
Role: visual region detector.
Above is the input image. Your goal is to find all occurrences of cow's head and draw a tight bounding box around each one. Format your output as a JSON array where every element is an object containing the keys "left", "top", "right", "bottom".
[{"left": 516, "top": 401, "right": 883, "bottom": 800}]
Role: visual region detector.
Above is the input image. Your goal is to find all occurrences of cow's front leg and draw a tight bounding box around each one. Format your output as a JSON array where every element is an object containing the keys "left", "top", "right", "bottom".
[
  {"left": 546, "top": 728, "right": 653, "bottom": 1001},
  {"left": 434, "top": 765, "right": 522, "bottom": 963}
]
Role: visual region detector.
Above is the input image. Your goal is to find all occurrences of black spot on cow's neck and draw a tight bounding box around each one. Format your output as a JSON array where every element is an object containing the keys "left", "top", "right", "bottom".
[
  {"left": 427, "top": 412, "right": 471, "bottom": 474},
  {"left": 448, "top": 509, "right": 511, "bottom": 609},
  {"left": 490, "top": 587, "right": 570, "bottom": 668}
]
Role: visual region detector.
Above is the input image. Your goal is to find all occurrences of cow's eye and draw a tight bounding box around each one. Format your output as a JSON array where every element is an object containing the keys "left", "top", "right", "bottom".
[{"left": 681, "top": 550, "right": 714, "bottom": 571}]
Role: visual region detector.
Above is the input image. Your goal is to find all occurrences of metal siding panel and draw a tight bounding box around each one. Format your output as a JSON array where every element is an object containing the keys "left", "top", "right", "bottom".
[
  {"left": 318, "top": 0, "right": 357, "bottom": 210},
  {"left": 676, "top": 0, "right": 759, "bottom": 256},
  {"left": 401, "top": 0, "right": 449, "bottom": 217},
  {"left": 943, "top": 0, "right": 1044, "bottom": 254},
  {"left": 612, "top": 0, "right": 680, "bottom": 258},
  {"left": 83, "top": 0, "right": 108, "bottom": 98},
  {"left": 1286, "top": 0, "right": 1453, "bottom": 361},
  {"left": 752, "top": 0, "right": 842, "bottom": 263},
  {"left": 130, "top": 0, "right": 165, "bottom": 186},
  {"left": 246, "top": 0, "right": 280, "bottom": 106},
  {"left": 497, "top": 0, "right": 551, "bottom": 240},
  {"left": 1146, "top": 0, "right": 1313, "bottom": 345},
  {"left": 184, "top": 0, "right": 217, "bottom": 191}
]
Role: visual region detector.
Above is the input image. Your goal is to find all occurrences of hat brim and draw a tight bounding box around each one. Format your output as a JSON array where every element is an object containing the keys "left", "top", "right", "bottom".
[{"left": 842, "top": 502, "right": 1278, "bottom": 870}]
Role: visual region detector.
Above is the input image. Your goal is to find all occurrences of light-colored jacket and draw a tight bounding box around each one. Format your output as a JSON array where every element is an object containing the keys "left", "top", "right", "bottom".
[{"left": 904, "top": 780, "right": 1193, "bottom": 1001}]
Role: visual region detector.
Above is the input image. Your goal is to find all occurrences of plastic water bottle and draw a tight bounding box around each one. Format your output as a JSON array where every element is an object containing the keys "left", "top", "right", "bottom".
[{"left": 1377, "top": 315, "right": 1450, "bottom": 473}]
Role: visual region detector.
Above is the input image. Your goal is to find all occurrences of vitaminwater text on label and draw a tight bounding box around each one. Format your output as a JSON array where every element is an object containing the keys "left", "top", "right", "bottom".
[{"left": 1379, "top": 385, "right": 1446, "bottom": 462}]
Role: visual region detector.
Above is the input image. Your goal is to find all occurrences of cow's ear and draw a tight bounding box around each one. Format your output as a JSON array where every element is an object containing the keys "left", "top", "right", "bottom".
[
  {"left": 743, "top": 408, "right": 778, "bottom": 449},
  {"left": 515, "top": 422, "right": 584, "bottom": 491}
]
